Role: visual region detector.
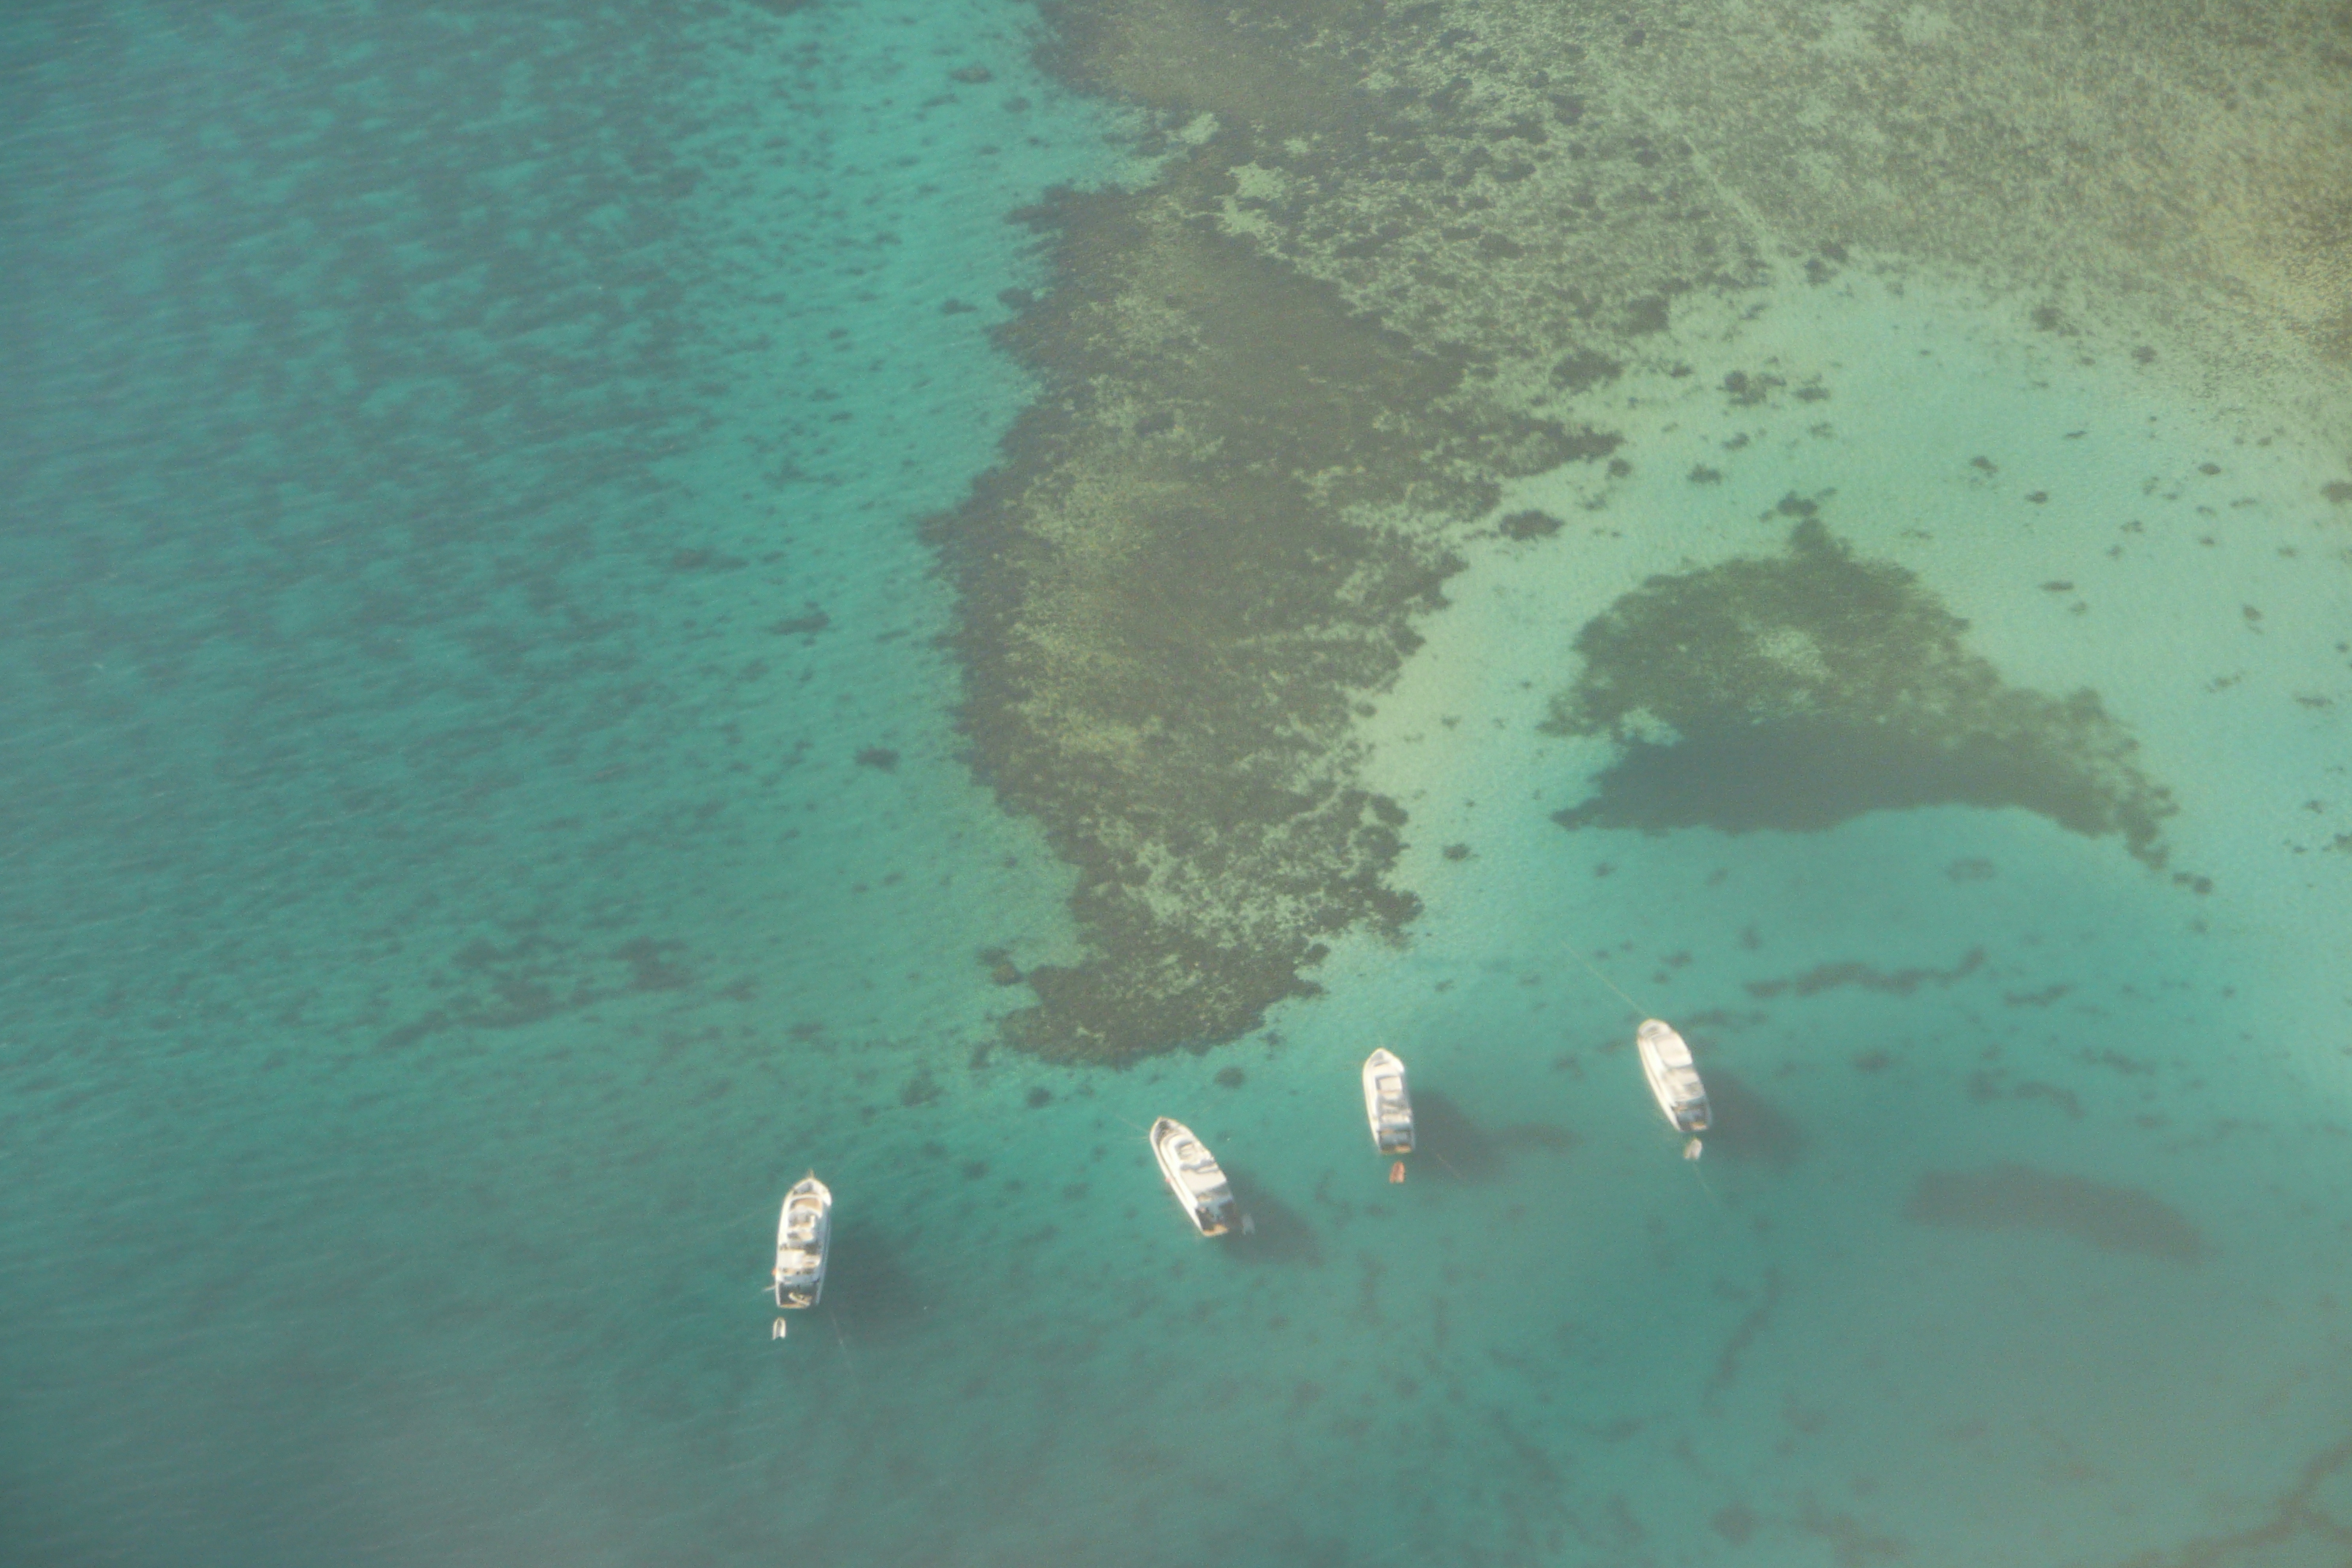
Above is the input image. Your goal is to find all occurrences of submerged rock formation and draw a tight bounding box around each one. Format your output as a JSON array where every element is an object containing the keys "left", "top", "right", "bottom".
[
  {"left": 937, "top": 183, "right": 1599, "bottom": 1062},
  {"left": 935, "top": 0, "right": 2345, "bottom": 1060},
  {"left": 1545, "top": 519, "right": 2179, "bottom": 862}
]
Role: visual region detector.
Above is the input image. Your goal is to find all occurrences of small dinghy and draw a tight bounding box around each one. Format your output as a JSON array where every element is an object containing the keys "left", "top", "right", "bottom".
[
  {"left": 1150, "top": 1117, "right": 1240, "bottom": 1237},
  {"left": 1636, "top": 1019, "right": 1711, "bottom": 1157},
  {"left": 1361, "top": 1048, "right": 1414, "bottom": 1157},
  {"left": 771, "top": 1174, "right": 832, "bottom": 1337}
]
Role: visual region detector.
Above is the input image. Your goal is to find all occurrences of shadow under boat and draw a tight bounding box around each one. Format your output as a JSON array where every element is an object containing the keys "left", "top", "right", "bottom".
[
  {"left": 1216, "top": 1165, "right": 1322, "bottom": 1267},
  {"left": 1695, "top": 1066, "right": 1805, "bottom": 1170},
  {"left": 811, "top": 1219, "right": 931, "bottom": 1338},
  {"left": 1411, "top": 1088, "right": 1579, "bottom": 1183}
]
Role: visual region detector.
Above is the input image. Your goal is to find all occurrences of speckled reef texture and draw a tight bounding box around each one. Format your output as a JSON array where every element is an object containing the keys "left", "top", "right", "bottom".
[
  {"left": 1545, "top": 516, "right": 2179, "bottom": 860},
  {"left": 939, "top": 182, "right": 1600, "bottom": 1060},
  {"left": 12, "top": 2, "right": 2352, "bottom": 1566},
  {"left": 946, "top": 0, "right": 2352, "bottom": 1062}
]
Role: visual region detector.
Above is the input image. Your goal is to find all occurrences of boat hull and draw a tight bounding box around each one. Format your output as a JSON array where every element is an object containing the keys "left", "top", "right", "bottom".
[
  {"left": 774, "top": 1175, "right": 832, "bottom": 1308},
  {"left": 1636, "top": 1019, "right": 1711, "bottom": 1134},
  {"left": 1150, "top": 1117, "right": 1237, "bottom": 1237},
  {"left": 1361, "top": 1048, "right": 1414, "bottom": 1155}
]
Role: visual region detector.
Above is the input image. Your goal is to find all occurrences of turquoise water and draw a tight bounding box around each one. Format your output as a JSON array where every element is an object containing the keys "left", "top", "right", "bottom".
[{"left": 6, "top": 2, "right": 2351, "bottom": 1565}]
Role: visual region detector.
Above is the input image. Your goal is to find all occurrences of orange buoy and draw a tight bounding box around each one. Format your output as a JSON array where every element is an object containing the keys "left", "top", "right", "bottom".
[{"left": 1388, "top": 1160, "right": 1406, "bottom": 1184}]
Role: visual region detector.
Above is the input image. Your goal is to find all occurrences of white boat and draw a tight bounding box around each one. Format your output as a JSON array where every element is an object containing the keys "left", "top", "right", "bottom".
[
  {"left": 1361, "top": 1048, "right": 1414, "bottom": 1156},
  {"left": 1636, "top": 1019, "right": 1711, "bottom": 1142},
  {"left": 772, "top": 1174, "right": 832, "bottom": 1312},
  {"left": 1150, "top": 1117, "right": 1239, "bottom": 1237}
]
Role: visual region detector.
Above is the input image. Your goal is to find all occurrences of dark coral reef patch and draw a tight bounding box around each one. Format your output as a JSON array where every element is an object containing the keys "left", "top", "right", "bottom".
[
  {"left": 936, "top": 175, "right": 1597, "bottom": 1063},
  {"left": 932, "top": 0, "right": 2340, "bottom": 1064},
  {"left": 1545, "top": 519, "right": 2177, "bottom": 865}
]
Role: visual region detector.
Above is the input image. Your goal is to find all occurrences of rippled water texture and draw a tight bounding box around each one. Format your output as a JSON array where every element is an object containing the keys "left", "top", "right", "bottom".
[{"left": 6, "top": 1, "right": 2351, "bottom": 1564}]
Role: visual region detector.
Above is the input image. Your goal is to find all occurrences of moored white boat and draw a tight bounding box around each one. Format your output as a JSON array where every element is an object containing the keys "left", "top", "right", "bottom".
[
  {"left": 1361, "top": 1048, "right": 1414, "bottom": 1156},
  {"left": 1636, "top": 1019, "right": 1711, "bottom": 1147},
  {"left": 773, "top": 1174, "right": 832, "bottom": 1315},
  {"left": 1150, "top": 1117, "right": 1239, "bottom": 1237}
]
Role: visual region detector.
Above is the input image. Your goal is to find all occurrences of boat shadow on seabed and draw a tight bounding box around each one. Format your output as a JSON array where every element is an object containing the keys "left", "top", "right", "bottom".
[
  {"left": 1406, "top": 1088, "right": 1504, "bottom": 1182},
  {"left": 1216, "top": 1166, "right": 1323, "bottom": 1267},
  {"left": 807, "top": 1220, "right": 932, "bottom": 1341},
  {"left": 1690, "top": 1067, "right": 1804, "bottom": 1172}
]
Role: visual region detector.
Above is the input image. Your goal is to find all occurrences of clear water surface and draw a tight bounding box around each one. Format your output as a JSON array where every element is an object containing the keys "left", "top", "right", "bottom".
[{"left": 5, "top": 2, "right": 2350, "bottom": 1565}]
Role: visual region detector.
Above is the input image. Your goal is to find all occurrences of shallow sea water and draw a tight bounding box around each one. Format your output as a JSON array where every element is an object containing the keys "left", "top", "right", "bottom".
[{"left": 5, "top": 2, "right": 2351, "bottom": 1567}]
